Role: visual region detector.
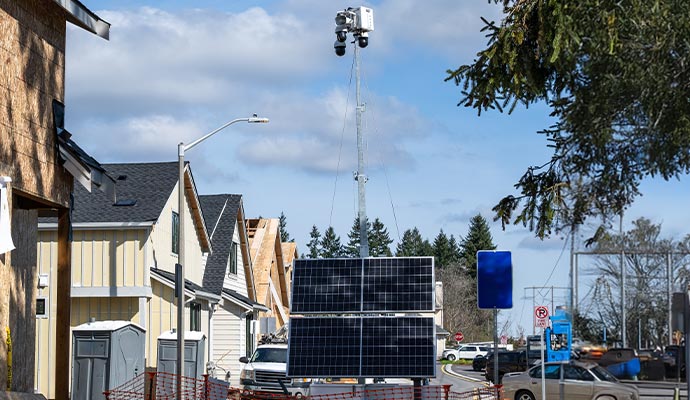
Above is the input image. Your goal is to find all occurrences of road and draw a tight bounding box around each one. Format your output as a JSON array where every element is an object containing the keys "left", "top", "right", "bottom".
[{"left": 445, "top": 362, "right": 689, "bottom": 399}]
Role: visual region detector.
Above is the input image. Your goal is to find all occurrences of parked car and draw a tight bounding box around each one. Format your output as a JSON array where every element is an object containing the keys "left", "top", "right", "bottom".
[
  {"left": 485, "top": 350, "right": 528, "bottom": 383},
  {"left": 239, "top": 344, "right": 311, "bottom": 396},
  {"left": 472, "top": 352, "right": 490, "bottom": 371},
  {"left": 442, "top": 344, "right": 491, "bottom": 361},
  {"left": 502, "top": 360, "right": 640, "bottom": 400}
]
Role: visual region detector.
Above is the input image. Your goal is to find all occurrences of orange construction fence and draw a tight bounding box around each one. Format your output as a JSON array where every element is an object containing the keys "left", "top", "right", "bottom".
[{"left": 104, "top": 372, "right": 503, "bottom": 400}]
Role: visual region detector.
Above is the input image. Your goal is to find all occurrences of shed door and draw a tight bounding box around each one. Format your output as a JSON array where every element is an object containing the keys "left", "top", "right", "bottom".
[{"left": 72, "top": 337, "right": 109, "bottom": 400}]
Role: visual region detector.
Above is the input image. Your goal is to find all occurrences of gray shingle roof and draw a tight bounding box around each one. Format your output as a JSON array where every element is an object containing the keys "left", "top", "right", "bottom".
[
  {"left": 71, "top": 162, "right": 179, "bottom": 223},
  {"left": 199, "top": 194, "right": 242, "bottom": 296},
  {"left": 152, "top": 267, "right": 205, "bottom": 294}
]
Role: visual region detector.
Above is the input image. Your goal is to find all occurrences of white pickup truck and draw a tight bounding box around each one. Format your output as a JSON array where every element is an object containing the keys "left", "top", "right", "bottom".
[{"left": 239, "top": 344, "right": 310, "bottom": 397}]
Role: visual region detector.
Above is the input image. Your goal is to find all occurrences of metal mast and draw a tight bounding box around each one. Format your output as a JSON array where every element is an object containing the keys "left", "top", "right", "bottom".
[
  {"left": 334, "top": 6, "right": 374, "bottom": 258},
  {"left": 354, "top": 43, "right": 368, "bottom": 257}
]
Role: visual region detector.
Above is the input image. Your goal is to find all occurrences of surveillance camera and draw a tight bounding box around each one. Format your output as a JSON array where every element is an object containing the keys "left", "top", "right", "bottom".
[
  {"left": 357, "top": 36, "right": 368, "bottom": 48},
  {"left": 336, "top": 30, "right": 347, "bottom": 42},
  {"left": 334, "top": 40, "right": 346, "bottom": 56}
]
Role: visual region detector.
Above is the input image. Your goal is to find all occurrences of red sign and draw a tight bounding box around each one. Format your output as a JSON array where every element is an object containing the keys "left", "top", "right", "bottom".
[
  {"left": 455, "top": 331, "right": 464, "bottom": 342},
  {"left": 534, "top": 305, "right": 549, "bottom": 328}
]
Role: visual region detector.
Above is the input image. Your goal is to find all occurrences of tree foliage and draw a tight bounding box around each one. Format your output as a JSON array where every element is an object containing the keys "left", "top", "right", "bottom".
[
  {"left": 320, "top": 226, "right": 343, "bottom": 258},
  {"left": 279, "top": 211, "right": 291, "bottom": 243},
  {"left": 307, "top": 225, "right": 321, "bottom": 258},
  {"left": 369, "top": 218, "right": 394, "bottom": 257},
  {"left": 432, "top": 230, "right": 460, "bottom": 269},
  {"left": 395, "top": 228, "right": 433, "bottom": 257},
  {"left": 460, "top": 214, "right": 497, "bottom": 279},
  {"left": 447, "top": 0, "right": 690, "bottom": 238}
]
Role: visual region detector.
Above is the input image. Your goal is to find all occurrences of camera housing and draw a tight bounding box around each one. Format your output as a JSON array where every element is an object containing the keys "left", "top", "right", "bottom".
[{"left": 334, "top": 40, "right": 346, "bottom": 56}]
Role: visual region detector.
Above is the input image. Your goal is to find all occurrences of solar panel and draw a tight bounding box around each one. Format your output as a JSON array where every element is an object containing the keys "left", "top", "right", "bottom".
[
  {"left": 290, "top": 257, "right": 434, "bottom": 314},
  {"left": 287, "top": 316, "right": 436, "bottom": 378},
  {"left": 287, "top": 317, "right": 361, "bottom": 377},
  {"left": 362, "top": 257, "right": 434, "bottom": 312},
  {"left": 361, "top": 317, "right": 436, "bottom": 378},
  {"left": 290, "top": 259, "right": 362, "bottom": 313}
]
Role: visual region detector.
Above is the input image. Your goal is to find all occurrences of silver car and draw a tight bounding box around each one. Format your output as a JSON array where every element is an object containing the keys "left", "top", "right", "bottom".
[{"left": 502, "top": 360, "right": 639, "bottom": 400}]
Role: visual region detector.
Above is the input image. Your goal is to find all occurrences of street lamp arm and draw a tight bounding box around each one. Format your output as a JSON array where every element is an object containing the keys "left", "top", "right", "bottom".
[{"left": 183, "top": 116, "right": 269, "bottom": 152}]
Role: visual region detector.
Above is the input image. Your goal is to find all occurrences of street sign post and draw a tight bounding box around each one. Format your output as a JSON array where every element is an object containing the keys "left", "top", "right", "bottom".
[
  {"left": 477, "top": 250, "right": 513, "bottom": 385},
  {"left": 455, "top": 331, "right": 464, "bottom": 342},
  {"left": 534, "top": 305, "right": 549, "bottom": 328},
  {"left": 533, "top": 305, "right": 549, "bottom": 400}
]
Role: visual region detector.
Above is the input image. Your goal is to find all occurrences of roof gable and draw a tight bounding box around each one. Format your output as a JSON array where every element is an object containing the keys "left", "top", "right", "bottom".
[{"left": 200, "top": 194, "right": 243, "bottom": 296}]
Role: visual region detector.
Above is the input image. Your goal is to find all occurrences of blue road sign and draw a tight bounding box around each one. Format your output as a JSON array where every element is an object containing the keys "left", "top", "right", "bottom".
[{"left": 477, "top": 250, "right": 513, "bottom": 309}]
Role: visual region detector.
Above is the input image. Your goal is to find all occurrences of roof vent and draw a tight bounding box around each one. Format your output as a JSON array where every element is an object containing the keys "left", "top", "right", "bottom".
[
  {"left": 116, "top": 175, "right": 127, "bottom": 181},
  {"left": 113, "top": 199, "right": 137, "bottom": 206}
]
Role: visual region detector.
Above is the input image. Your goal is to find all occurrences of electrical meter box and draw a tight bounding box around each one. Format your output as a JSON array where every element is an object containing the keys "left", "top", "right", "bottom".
[{"left": 71, "top": 320, "right": 146, "bottom": 400}]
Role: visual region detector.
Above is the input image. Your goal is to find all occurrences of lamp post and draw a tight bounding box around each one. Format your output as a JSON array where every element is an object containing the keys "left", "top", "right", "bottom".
[{"left": 176, "top": 115, "right": 268, "bottom": 400}]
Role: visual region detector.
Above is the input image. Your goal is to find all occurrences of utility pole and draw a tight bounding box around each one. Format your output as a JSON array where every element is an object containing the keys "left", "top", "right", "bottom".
[{"left": 334, "top": 6, "right": 374, "bottom": 258}]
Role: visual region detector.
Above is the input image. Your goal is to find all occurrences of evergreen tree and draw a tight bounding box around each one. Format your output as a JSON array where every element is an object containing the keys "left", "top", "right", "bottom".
[
  {"left": 449, "top": 235, "right": 462, "bottom": 265},
  {"left": 448, "top": 0, "right": 690, "bottom": 237},
  {"left": 395, "top": 227, "right": 427, "bottom": 256},
  {"left": 369, "top": 218, "right": 393, "bottom": 257},
  {"left": 307, "top": 225, "right": 321, "bottom": 258},
  {"left": 344, "top": 217, "right": 370, "bottom": 257},
  {"left": 279, "top": 211, "right": 291, "bottom": 242},
  {"left": 433, "top": 229, "right": 456, "bottom": 269},
  {"left": 320, "top": 226, "right": 343, "bottom": 258},
  {"left": 460, "top": 214, "right": 497, "bottom": 279}
]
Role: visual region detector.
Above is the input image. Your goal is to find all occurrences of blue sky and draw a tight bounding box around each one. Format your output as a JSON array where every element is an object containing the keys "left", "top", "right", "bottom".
[{"left": 67, "top": 1, "right": 689, "bottom": 336}]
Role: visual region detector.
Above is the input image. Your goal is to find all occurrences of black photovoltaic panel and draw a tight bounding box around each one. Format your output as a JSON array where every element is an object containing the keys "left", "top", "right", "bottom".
[
  {"left": 290, "top": 257, "right": 434, "bottom": 314},
  {"left": 287, "top": 317, "right": 361, "bottom": 378},
  {"left": 361, "top": 317, "right": 436, "bottom": 377},
  {"left": 287, "top": 317, "right": 436, "bottom": 378},
  {"left": 363, "top": 257, "right": 434, "bottom": 312},
  {"left": 291, "top": 259, "right": 362, "bottom": 313}
]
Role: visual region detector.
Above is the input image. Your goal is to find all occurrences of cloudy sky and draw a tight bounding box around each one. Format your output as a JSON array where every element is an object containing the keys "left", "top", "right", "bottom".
[{"left": 67, "top": 1, "right": 690, "bottom": 335}]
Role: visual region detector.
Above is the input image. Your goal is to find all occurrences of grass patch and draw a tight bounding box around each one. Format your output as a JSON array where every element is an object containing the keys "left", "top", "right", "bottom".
[{"left": 440, "top": 359, "right": 472, "bottom": 365}]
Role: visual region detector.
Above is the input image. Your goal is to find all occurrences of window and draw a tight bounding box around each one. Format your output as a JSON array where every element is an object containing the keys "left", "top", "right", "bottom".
[
  {"left": 190, "top": 302, "right": 201, "bottom": 331},
  {"left": 36, "top": 297, "right": 47, "bottom": 318},
  {"left": 245, "top": 314, "right": 254, "bottom": 357},
  {"left": 564, "top": 365, "right": 593, "bottom": 381},
  {"left": 172, "top": 212, "right": 180, "bottom": 255},
  {"left": 228, "top": 242, "right": 238, "bottom": 275},
  {"left": 529, "top": 365, "right": 560, "bottom": 379}
]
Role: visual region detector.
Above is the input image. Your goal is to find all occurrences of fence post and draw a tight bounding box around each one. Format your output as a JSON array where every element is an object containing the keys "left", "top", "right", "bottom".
[
  {"left": 442, "top": 384, "right": 451, "bottom": 400},
  {"left": 104, "top": 390, "right": 110, "bottom": 400},
  {"left": 147, "top": 371, "right": 156, "bottom": 400},
  {"left": 203, "top": 374, "right": 209, "bottom": 400}
]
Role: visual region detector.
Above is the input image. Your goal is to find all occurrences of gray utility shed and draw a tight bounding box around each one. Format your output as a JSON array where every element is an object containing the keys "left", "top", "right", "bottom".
[
  {"left": 71, "top": 321, "right": 146, "bottom": 400},
  {"left": 157, "top": 330, "right": 206, "bottom": 379}
]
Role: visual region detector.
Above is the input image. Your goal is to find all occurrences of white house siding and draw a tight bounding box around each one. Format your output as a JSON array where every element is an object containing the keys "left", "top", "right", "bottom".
[
  {"left": 223, "top": 221, "right": 248, "bottom": 297},
  {"left": 211, "top": 300, "right": 245, "bottom": 387}
]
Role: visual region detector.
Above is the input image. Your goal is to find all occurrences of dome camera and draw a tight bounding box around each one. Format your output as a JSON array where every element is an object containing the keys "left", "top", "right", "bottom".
[
  {"left": 334, "top": 40, "right": 346, "bottom": 56},
  {"left": 357, "top": 36, "right": 368, "bottom": 48}
]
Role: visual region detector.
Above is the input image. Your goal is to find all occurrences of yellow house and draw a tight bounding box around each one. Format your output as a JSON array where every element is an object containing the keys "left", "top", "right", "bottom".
[{"left": 35, "top": 162, "right": 213, "bottom": 398}]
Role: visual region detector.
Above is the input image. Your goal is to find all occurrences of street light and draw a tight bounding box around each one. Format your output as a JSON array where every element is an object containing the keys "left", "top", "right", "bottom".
[{"left": 176, "top": 115, "right": 268, "bottom": 399}]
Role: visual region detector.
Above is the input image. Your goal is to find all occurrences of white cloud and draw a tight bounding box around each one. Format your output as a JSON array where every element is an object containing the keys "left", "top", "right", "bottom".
[
  {"left": 373, "top": 0, "right": 504, "bottom": 58},
  {"left": 64, "top": 4, "right": 435, "bottom": 175}
]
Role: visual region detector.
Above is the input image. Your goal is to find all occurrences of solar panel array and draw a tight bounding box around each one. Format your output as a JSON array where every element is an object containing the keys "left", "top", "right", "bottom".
[
  {"left": 291, "top": 258, "right": 362, "bottom": 313},
  {"left": 290, "top": 257, "right": 434, "bottom": 313},
  {"left": 287, "top": 316, "right": 435, "bottom": 378},
  {"left": 362, "top": 257, "right": 434, "bottom": 312}
]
